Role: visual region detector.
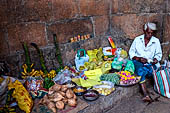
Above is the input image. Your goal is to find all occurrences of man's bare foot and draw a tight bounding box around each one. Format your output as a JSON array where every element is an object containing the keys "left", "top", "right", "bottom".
[{"left": 142, "top": 95, "right": 152, "bottom": 102}]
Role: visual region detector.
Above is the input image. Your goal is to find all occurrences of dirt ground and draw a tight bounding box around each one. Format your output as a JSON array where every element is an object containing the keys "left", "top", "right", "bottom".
[{"left": 106, "top": 87, "right": 170, "bottom": 113}]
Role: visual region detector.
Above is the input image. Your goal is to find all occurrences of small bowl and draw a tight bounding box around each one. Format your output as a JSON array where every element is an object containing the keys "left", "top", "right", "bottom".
[
  {"left": 73, "top": 86, "right": 87, "bottom": 96},
  {"left": 83, "top": 90, "right": 99, "bottom": 101}
]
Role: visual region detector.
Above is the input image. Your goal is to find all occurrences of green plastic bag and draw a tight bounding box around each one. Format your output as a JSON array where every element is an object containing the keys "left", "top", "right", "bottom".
[
  {"left": 124, "top": 60, "right": 135, "bottom": 74},
  {"left": 111, "top": 57, "right": 123, "bottom": 70}
]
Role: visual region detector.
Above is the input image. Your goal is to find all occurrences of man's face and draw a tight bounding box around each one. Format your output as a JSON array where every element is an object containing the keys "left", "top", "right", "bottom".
[{"left": 144, "top": 28, "right": 154, "bottom": 39}]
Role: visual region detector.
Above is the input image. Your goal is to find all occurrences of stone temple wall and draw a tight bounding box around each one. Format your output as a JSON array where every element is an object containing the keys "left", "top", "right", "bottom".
[{"left": 0, "top": 0, "right": 170, "bottom": 77}]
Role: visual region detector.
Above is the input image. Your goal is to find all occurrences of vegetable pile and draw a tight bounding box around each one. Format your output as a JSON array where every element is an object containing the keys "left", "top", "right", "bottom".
[
  {"left": 39, "top": 83, "right": 77, "bottom": 113},
  {"left": 100, "top": 73, "right": 120, "bottom": 84}
]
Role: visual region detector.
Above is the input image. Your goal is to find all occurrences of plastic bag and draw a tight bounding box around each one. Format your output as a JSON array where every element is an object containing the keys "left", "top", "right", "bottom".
[
  {"left": 75, "top": 49, "right": 89, "bottom": 71},
  {"left": 103, "top": 47, "right": 117, "bottom": 56},
  {"left": 120, "top": 49, "right": 128, "bottom": 58},
  {"left": 96, "top": 47, "right": 104, "bottom": 61},
  {"left": 124, "top": 60, "right": 135, "bottom": 74},
  {"left": 25, "top": 76, "right": 47, "bottom": 98},
  {"left": 112, "top": 57, "right": 123, "bottom": 70},
  {"left": 87, "top": 49, "right": 98, "bottom": 62},
  {"left": 84, "top": 68, "right": 103, "bottom": 81},
  {"left": 79, "top": 78, "right": 101, "bottom": 88},
  {"left": 101, "top": 61, "right": 112, "bottom": 74},
  {"left": 53, "top": 69, "right": 73, "bottom": 84},
  {"left": 8, "top": 80, "right": 33, "bottom": 113},
  {"left": 25, "top": 76, "right": 43, "bottom": 92},
  {"left": 0, "top": 77, "right": 9, "bottom": 106}
]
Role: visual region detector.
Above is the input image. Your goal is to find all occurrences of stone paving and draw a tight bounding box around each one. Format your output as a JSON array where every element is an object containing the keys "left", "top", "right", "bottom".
[{"left": 106, "top": 87, "right": 170, "bottom": 113}]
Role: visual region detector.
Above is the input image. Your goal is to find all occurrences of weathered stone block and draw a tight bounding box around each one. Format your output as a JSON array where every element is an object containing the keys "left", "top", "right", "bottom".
[
  {"left": 163, "top": 14, "right": 170, "bottom": 43},
  {"left": 80, "top": 38, "right": 96, "bottom": 50},
  {"left": 47, "top": 19, "right": 93, "bottom": 44},
  {"left": 7, "top": 23, "right": 47, "bottom": 52},
  {"left": 162, "top": 44, "right": 170, "bottom": 61},
  {"left": 0, "top": 29, "right": 9, "bottom": 56},
  {"left": 94, "top": 16, "right": 110, "bottom": 37},
  {"left": 0, "top": 0, "right": 8, "bottom": 26},
  {"left": 112, "top": 0, "right": 166, "bottom": 13},
  {"left": 111, "top": 14, "right": 163, "bottom": 40},
  {"left": 52, "top": 0, "right": 79, "bottom": 21},
  {"left": 79, "top": 0, "right": 110, "bottom": 16},
  {"left": 23, "top": 0, "right": 53, "bottom": 22},
  {"left": 6, "top": 0, "right": 53, "bottom": 23},
  {"left": 4, "top": 54, "right": 21, "bottom": 78}
]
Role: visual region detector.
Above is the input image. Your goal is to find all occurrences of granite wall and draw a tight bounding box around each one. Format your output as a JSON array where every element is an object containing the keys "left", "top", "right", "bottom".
[{"left": 0, "top": 0, "right": 169, "bottom": 77}]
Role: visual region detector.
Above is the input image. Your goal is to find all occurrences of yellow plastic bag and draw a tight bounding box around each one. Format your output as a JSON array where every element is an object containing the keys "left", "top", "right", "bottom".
[
  {"left": 120, "top": 49, "right": 128, "bottom": 58},
  {"left": 96, "top": 47, "right": 104, "bottom": 62},
  {"left": 8, "top": 80, "right": 33, "bottom": 113},
  {"left": 84, "top": 69, "right": 103, "bottom": 81},
  {"left": 72, "top": 78, "right": 81, "bottom": 86},
  {"left": 79, "top": 78, "right": 101, "bottom": 88},
  {"left": 87, "top": 49, "right": 98, "bottom": 62},
  {"left": 101, "top": 61, "right": 112, "bottom": 74}
]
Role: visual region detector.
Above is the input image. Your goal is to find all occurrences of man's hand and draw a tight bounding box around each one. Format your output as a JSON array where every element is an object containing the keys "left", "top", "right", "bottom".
[
  {"left": 132, "top": 56, "right": 148, "bottom": 64},
  {"left": 132, "top": 56, "right": 140, "bottom": 61},
  {"left": 152, "top": 58, "right": 158, "bottom": 65},
  {"left": 140, "top": 57, "right": 148, "bottom": 64}
]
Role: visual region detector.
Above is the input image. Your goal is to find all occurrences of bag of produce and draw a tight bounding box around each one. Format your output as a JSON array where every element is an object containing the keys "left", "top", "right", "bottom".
[
  {"left": 124, "top": 60, "right": 135, "bottom": 74},
  {"left": 75, "top": 49, "right": 89, "bottom": 71},
  {"left": 80, "top": 78, "right": 101, "bottom": 88},
  {"left": 84, "top": 69, "right": 102, "bottom": 81},
  {"left": 101, "top": 61, "right": 112, "bottom": 74},
  {"left": 87, "top": 49, "right": 98, "bottom": 62},
  {"left": 112, "top": 57, "right": 123, "bottom": 70},
  {"left": 8, "top": 80, "right": 33, "bottom": 113}
]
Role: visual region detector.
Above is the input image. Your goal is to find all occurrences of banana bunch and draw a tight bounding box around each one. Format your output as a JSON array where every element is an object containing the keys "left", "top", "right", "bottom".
[
  {"left": 47, "top": 70, "right": 56, "bottom": 79},
  {"left": 21, "top": 64, "right": 40, "bottom": 78}
]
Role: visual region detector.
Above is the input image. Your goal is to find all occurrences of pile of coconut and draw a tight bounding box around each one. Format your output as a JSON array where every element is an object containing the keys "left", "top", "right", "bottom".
[{"left": 39, "top": 83, "right": 77, "bottom": 113}]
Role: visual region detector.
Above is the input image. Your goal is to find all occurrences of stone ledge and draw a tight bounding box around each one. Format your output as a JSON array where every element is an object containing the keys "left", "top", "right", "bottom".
[{"left": 78, "top": 79, "right": 153, "bottom": 113}]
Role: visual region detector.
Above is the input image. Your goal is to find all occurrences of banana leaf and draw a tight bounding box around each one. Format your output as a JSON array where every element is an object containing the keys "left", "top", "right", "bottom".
[
  {"left": 53, "top": 34, "right": 64, "bottom": 72},
  {"left": 30, "top": 43, "right": 48, "bottom": 75},
  {"left": 22, "top": 43, "right": 31, "bottom": 72}
]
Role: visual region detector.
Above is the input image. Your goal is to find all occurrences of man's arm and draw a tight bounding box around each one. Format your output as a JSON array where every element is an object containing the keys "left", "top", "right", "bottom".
[
  {"left": 129, "top": 39, "right": 137, "bottom": 60},
  {"left": 154, "top": 40, "right": 162, "bottom": 62}
]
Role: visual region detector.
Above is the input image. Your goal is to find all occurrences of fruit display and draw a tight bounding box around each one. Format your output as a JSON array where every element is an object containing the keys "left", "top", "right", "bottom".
[
  {"left": 100, "top": 73, "right": 120, "bottom": 84},
  {"left": 117, "top": 71, "right": 141, "bottom": 86},
  {"left": 93, "top": 87, "right": 115, "bottom": 96},
  {"left": 93, "top": 81, "right": 115, "bottom": 96}
]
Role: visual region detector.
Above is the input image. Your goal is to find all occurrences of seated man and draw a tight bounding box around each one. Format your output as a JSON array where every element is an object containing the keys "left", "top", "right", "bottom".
[{"left": 129, "top": 22, "right": 162, "bottom": 102}]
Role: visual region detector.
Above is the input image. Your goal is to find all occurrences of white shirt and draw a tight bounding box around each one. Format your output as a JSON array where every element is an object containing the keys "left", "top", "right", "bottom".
[{"left": 129, "top": 34, "right": 162, "bottom": 62}]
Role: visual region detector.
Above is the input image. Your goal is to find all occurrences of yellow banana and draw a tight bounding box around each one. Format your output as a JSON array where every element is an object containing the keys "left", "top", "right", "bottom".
[
  {"left": 24, "top": 64, "right": 27, "bottom": 69},
  {"left": 22, "top": 65, "right": 25, "bottom": 69},
  {"left": 30, "top": 69, "right": 35, "bottom": 75},
  {"left": 31, "top": 63, "right": 34, "bottom": 68},
  {"left": 21, "top": 72, "right": 26, "bottom": 76},
  {"left": 39, "top": 70, "right": 44, "bottom": 75},
  {"left": 24, "top": 68, "right": 27, "bottom": 74},
  {"left": 31, "top": 70, "right": 37, "bottom": 76}
]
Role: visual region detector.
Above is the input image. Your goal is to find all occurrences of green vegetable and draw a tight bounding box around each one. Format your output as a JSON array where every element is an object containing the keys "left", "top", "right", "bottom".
[
  {"left": 22, "top": 43, "right": 31, "bottom": 72},
  {"left": 100, "top": 73, "right": 120, "bottom": 84},
  {"left": 31, "top": 43, "right": 48, "bottom": 75},
  {"left": 44, "top": 77, "right": 55, "bottom": 89}
]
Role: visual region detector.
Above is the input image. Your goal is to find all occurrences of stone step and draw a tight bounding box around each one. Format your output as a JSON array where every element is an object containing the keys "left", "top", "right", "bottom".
[{"left": 78, "top": 79, "right": 153, "bottom": 113}]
